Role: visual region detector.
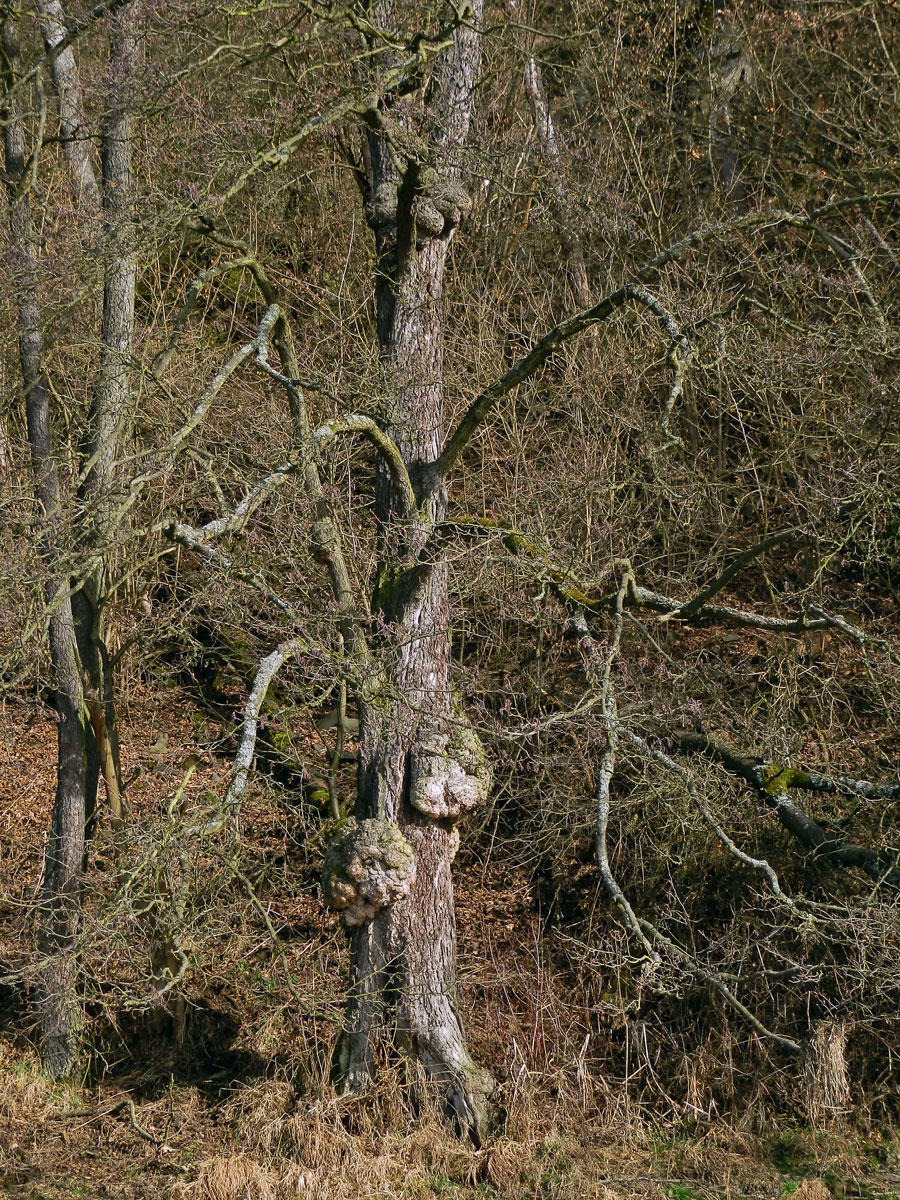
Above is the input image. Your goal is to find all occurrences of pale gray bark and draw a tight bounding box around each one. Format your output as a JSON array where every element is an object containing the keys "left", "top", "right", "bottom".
[
  {"left": 216, "top": 639, "right": 305, "bottom": 829},
  {"left": 74, "top": 0, "right": 141, "bottom": 831},
  {"left": 82, "top": 0, "right": 140, "bottom": 501},
  {"left": 35, "top": 0, "right": 100, "bottom": 216},
  {"left": 1, "top": 7, "right": 87, "bottom": 1080},
  {"left": 2, "top": 0, "right": 140, "bottom": 1074}
]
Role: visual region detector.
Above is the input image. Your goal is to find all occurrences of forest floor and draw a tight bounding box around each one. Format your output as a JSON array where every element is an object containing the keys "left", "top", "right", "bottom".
[{"left": 1, "top": 695, "right": 899, "bottom": 1200}]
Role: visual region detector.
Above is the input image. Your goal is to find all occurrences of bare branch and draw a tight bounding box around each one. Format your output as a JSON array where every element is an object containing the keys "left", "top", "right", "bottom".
[
  {"left": 428, "top": 199, "right": 900, "bottom": 490},
  {"left": 635, "top": 917, "right": 803, "bottom": 1055},
  {"left": 215, "top": 30, "right": 467, "bottom": 211},
  {"left": 443, "top": 517, "right": 866, "bottom": 644},
  {"left": 572, "top": 579, "right": 802, "bottom": 1054},
  {"left": 311, "top": 415, "right": 418, "bottom": 520},
  {"left": 178, "top": 230, "right": 362, "bottom": 656},
  {"left": 504, "top": 0, "right": 593, "bottom": 313},
  {"left": 218, "top": 93, "right": 371, "bottom": 209},
  {"left": 149, "top": 256, "right": 258, "bottom": 382},
  {"left": 166, "top": 520, "right": 293, "bottom": 616},
  {"left": 671, "top": 527, "right": 805, "bottom": 620},
  {"left": 617, "top": 726, "right": 796, "bottom": 908},
  {"left": 194, "top": 459, "right": 301, "bottom": 541},
  {"left": 623, "top": 284, "right": 695, "bottom": 441},
  {"left": 573, "top": 571, "right": 661, "bottom": 965},
  {"left": 630, "top": 584, "right": 866, "bottom": 641},
  {"left": 674, "top": 732, "right": 900, "bottom": 890},
  {"left": 188, "top": 638, "right": 305, "bottom": 836},
  {"left": 66, "top": 305, "right": 288, "bottom": 628}
]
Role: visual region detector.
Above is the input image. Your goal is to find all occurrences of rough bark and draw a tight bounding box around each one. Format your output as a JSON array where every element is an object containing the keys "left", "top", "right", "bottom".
[
  {"left": 1, "top": 8, "right": 87, "bottom": 1079},
  {"left": 35, "top": 0, "right": 101, "bottom": 218},
  {"left": 330, "top": 3, "right": 495, "bottom": 1142},
  {"left": 74, "top": 0, "right": 141, "bottom": 832}
]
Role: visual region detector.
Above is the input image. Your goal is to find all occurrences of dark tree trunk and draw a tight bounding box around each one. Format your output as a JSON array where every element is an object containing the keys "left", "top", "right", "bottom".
[
  {"left": 329, "top": 4, "right": 495, "bottom": 1141},
  {"left": 1, "top": 9, "right": 87, "bottom": 1080},
  {"left": 39, "top": 607, "right": 88, "bottom": 1079}
]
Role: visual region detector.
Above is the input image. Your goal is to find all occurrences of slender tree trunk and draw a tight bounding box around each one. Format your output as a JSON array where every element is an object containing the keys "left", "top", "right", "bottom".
[
  {"left": 1, "top": 9, "right": 87, "bottom": 1080},
  {"left": 330, "top": 4, "right": 495, "bottom": 1141},
  {"left": 0, "top": 360, "right": 11, "bottom": 476},
  {"left": 683, "top": 2, "right": 752, "bottom": 204},
  {"left": 705, "top": 18, "right": 751, "bottom": 205},
  {"left": 503, "top": 1, "right": 592, "bottom": 310},
  {"left": 34, "top": 0, "right": 101, "bottom": 218},
  {"left": 73, "top": 0, "right": 141, "bottom": 833}
]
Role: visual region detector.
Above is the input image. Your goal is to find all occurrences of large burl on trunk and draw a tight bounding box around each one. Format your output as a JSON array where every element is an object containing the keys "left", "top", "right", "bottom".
[
  {"left": 323, "top": 2, "right": 495, "bottom": 1142},
  {"left": 328, "top": 559, "right": 495, "bottom": 1141}
]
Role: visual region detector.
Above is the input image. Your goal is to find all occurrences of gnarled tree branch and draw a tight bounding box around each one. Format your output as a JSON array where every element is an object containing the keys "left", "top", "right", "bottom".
[
  {"left": 442, "top": 516, "right": 864, "bottom": 643},
  {"left": 673, "top": 732, "right": 900, "bottom": 890},
  {"left": 311, "top": 415, "right": 418, "bottom": 520},
  {"left": 189, "top": 638, "right": 305, "bottom": 836},
  {"left": 427, "top": 198, "right": 900, "bottom": 492}
]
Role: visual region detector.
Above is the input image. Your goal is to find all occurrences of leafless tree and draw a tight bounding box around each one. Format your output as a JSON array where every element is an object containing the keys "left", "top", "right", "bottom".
[{"left": 1, "top": 0, "right": 140, "bottom": 1077}]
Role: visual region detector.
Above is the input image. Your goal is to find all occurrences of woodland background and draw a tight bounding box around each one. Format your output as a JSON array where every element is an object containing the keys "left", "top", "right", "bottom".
[{"left": 2, "top": 1, "right": 900, "bottom": 1197}]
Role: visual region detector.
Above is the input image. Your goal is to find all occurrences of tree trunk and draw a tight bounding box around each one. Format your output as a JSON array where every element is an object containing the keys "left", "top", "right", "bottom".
[
  {"left": 683, "top": 2, "right": 752, "bottom": 204},
  {"left": 503, "top": 0, "right": 593, "bottom": 310},
  {"left": 329, "top": 4, "right": 495, "bottom": 1141},
  {"left": 1, "top": 9, "right": 87, "bottom": 1079},
  {"left": 74, "top": 0, "right": 141, "bottom": 834},
  {"left": 39, "top": 605, "right": 88, "bottom": 1080},
  {"left": 35, "top": 0, "right": 101, "bottom": 219}
]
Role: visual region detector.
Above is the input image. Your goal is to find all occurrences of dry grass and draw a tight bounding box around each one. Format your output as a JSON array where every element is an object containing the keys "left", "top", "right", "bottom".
[
  {"left": 1, "top": 1027, "right": 897, "bottom": 1200},
  {"left": 1, "top": 696, "right": 897, "bottom": 1199},
  {"left": 209, "top": 1071, "right": 804, "bottom": 1200},
  {"left": 0, "top": 1041, "right": 84, "bottom": 1193},
  {"left": 791, "top": 1183, "right": 832, "bottom": 1200},
  {"left": 803, "top": 1023, "right": 851, "bottom": 1127},
  {"left": 0, "top": 1039, "right": 86, "bottom": 1139},
  {"left": 0, "top": 1044, "right": 54, "bottom": 1125},
  {"left": 169, "top": 1154, "right": 295, "bottom": 1200}
]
